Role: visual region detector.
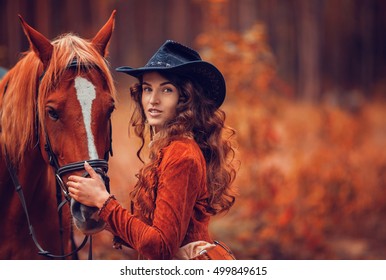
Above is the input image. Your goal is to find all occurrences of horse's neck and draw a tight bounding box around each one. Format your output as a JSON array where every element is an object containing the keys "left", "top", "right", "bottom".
[
  {"left": 0, "top": 147, "right": 54, "bottom": 206},
  {"left": 0, "top": 147, "right": 71, "bottom": 260}
]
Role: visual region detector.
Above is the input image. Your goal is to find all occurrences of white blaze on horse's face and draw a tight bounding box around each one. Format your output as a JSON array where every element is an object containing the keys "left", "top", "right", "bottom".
[{"left": 74, "top": 76, "right": 98, "bottom": 160}]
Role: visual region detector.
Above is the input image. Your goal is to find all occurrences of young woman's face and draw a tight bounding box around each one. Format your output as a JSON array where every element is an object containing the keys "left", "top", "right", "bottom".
[{"left": 141, "top": 72, "right": 179, "bottom": 133}]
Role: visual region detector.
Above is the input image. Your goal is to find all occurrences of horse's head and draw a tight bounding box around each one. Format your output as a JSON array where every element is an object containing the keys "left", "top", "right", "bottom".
[{"left": 18, "top": 11, "right": 117, "bottom": 235}]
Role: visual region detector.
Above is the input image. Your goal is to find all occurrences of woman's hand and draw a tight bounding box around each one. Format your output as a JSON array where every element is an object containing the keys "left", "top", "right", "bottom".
[{"left": 67, "top": 161, "right": 110, "bottom": 208}]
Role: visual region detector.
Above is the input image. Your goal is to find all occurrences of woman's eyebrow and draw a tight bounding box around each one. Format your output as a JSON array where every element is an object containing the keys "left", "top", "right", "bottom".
[
  {"left": 142, "top": 81, "right": 173, "bottom": 86},
  {"left": 160, "top": 81, "right": 173, "bottom": 86}
]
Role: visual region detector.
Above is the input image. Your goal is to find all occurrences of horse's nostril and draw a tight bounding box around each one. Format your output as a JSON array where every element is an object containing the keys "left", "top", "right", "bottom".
[
  {"left": 70, "top": 200, "right": 85, "bottom": 222},
  {"left": 70, "top": 200, "right": 98, "bottom": 222},
  {"left": 70, "top": 199, "right": 106, "bottom": 234}
]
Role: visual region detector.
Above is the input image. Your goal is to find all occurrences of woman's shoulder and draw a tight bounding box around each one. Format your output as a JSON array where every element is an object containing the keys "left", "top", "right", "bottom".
[
  {"left": 162, "top": 136, "right": 204, "bottom": 164},
  {"left": 167, "top": 136, "right": 198, "bottom": 149}
]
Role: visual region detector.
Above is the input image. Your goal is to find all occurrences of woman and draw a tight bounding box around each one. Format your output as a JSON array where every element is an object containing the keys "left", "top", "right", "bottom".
[{"left": 67, "top": 40, "right": 237, "bottom": 260}]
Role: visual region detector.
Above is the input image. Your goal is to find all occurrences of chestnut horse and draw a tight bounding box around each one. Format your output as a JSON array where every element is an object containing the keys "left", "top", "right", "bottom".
[{"left": 0, "top": 11, "right": 116, "bottom": 259}]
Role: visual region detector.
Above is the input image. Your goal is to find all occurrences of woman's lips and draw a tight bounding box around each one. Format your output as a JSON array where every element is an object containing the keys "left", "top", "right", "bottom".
[{"left": 148, "top": 108, "right": 162, "bottom": 117}]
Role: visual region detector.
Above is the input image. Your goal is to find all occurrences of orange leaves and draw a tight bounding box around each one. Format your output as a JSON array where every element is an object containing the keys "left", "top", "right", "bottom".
[
  {"left": 214, "top": 98, "right": 386, "bottom": 259},
  {"left": 195, "top": 23, "right": 278, "bottom": 105},
  {"left": 195, "top": 21, "right": 386, "bottom": 258}
]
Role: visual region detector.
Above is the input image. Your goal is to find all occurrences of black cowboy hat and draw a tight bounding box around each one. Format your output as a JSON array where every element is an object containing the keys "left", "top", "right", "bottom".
[{"left": 116, "top": 40, "right": 226, "bottom": 108}]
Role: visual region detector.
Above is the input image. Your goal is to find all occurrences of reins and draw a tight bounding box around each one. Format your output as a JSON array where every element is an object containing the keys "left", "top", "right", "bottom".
[{"left": 4, "top": 149, "right": 91, "bottom": 259}]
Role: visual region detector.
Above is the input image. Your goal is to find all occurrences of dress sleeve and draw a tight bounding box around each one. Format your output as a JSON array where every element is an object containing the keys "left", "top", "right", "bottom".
[{"left": 98, "top": 147, "right": 203, "bottom": 259}]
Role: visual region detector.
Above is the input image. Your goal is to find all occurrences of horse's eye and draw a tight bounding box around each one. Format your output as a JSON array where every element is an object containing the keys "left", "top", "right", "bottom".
[
  {"left": 108, "top": 105, "right": 115, "bottom": 118},
  {"left": 47, "top": 108, "right": 59, "bottom": 121}
]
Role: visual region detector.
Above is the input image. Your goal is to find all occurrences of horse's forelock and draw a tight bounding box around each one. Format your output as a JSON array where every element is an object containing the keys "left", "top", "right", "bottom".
[
  {"left": 40, "top": 34, "right": 115, "bottom": 92},
  {"left": 38, "top": 33, "right": 116, "bottom": 141}
]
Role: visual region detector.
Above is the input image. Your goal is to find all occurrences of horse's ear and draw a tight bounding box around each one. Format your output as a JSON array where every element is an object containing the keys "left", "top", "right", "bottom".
[
  {"left": 91, "top": 10, "right": 116, "bottom": 57},
  {"left": 18, "top": 15, "right": 53, "bottom": 69}
]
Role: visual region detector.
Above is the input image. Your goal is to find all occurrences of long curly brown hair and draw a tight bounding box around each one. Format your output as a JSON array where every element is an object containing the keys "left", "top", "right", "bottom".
[{"left": 129, "top": 71, "right": 237, "bottom": 222}]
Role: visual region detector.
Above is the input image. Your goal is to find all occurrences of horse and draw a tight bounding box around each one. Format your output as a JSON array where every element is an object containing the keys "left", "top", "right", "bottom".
[{"left": 0, "top": 11, "right": 117, "bottom": 259}]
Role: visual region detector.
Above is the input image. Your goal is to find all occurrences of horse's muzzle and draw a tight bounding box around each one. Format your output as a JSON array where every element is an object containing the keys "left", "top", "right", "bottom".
[{"left": 55, "top": 159, "right": 110, "bottom": 234}]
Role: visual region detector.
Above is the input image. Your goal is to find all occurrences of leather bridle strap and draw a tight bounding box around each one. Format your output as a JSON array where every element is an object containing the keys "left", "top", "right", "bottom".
[{"left": 4, "top": 152, "right": 89, "bottom": 259}]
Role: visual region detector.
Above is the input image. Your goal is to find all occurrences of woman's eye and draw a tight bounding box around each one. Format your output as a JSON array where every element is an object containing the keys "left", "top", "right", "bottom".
[
  {"left": 162, "top": 87, "right": 173, "bottom": 93},
  {"left": 142, "top": 86, "right": 152, "bottom": 92},
  {"left": 47, "top": 108, "right": 59, "bottom": 121}
]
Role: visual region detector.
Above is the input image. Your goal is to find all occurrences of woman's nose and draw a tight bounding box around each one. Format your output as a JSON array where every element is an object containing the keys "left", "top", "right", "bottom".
[{"left": 149, "top": 92, "right": 159, "bottom": 104}]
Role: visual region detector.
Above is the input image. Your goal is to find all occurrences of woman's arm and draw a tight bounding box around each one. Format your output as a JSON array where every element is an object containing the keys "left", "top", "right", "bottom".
[{"left": 99, "top": 153, "right": 203, "bottom": 259}]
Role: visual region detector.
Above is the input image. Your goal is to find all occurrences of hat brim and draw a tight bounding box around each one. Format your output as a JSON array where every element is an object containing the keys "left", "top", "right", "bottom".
[{"left": 116, "top": 61, "right": 226, "bottom": 108}]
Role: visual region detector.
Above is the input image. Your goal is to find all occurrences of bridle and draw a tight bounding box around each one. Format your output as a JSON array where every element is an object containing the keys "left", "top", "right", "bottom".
[
  {"left": 44, "top": 122, "right": 112, "bottom": 203},
  {"left": 3, "top": 59, "right": 113, "bottom": 259}
]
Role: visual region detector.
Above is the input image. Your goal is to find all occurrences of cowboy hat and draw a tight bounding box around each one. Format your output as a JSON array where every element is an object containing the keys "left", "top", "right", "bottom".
[{"left": 116, "top": 40, "right": 226, "bottom": 108}]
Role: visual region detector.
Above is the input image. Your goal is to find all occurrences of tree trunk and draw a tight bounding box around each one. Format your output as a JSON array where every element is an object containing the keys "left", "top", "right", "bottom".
[{"left": 297, "top": 0, "right": 321, "bottom": 102}]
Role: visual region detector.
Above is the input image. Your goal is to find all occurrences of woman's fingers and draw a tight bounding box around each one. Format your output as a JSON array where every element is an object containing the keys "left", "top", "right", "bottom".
[
  {"left": 66, "top": 162, "right": 107, "bottom": 206},
  {"left": 67, "top": 175, "right": 84, "bottom": 200},
  {"left": 67, "top": 184, "right": 79, "bottom": 200},
  {"left": 67, "top": 162, "right": 98, "bottom": 183},
  {"left": 84, "top": 161, "right": 99, "bottom": 179}
]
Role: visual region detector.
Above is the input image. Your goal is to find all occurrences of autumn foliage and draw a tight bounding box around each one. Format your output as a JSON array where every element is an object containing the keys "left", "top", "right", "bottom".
[{"left": 197, "top": 22, "right": 386, "bottom": 259}]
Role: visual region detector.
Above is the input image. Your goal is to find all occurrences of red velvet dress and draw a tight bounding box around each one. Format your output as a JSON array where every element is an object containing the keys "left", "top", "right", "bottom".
[{"left": 99, "top": 137, "right": 213, "bottom": 259}]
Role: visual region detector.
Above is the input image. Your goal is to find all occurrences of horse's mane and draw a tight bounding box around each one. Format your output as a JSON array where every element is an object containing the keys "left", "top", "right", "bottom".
[{"left": 0, "top": 33, "right": 116, "bottom": 166}]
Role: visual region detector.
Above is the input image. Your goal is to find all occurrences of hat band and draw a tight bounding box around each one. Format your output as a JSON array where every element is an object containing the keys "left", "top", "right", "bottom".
[{"left": 146, "top": 61, "right": 172, "bottom": 68}]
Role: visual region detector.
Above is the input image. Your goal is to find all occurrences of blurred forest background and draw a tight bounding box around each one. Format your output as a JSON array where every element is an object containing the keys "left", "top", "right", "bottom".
[{"left": 1, "top": 0, "right": 386, "bottom": 260}]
